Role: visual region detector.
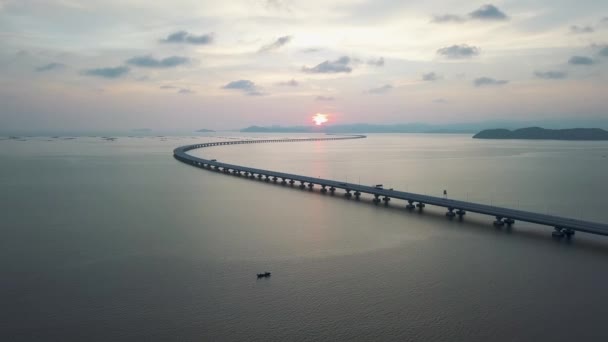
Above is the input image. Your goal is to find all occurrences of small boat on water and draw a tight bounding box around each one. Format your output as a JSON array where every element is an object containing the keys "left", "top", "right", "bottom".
[{"left": 257, "top": 272, "right": 271, "bottom": 278}]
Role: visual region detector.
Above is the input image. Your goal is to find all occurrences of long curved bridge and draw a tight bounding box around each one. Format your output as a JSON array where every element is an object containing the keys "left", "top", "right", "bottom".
[{"left": 174, "top": 135, "right": 608, "bottom": 238}]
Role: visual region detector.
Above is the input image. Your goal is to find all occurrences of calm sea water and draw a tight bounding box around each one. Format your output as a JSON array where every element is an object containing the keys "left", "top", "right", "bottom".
[{"left": 1, "top": 134, "right": 608, "bottom": 341}]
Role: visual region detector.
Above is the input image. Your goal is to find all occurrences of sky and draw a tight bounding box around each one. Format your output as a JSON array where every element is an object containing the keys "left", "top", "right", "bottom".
[{"left": 0, "top": 0, "right": 607, "bottom": 132}]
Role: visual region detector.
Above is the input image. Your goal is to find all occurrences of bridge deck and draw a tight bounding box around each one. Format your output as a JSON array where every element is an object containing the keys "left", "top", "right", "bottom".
[{"left": 174, "top": 135, "right": 608, "bottom": 237}]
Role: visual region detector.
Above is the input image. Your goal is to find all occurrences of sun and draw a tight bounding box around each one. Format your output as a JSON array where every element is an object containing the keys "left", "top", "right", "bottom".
[{"left": 312, "top": 113, "right": 329, "bottom": 126}]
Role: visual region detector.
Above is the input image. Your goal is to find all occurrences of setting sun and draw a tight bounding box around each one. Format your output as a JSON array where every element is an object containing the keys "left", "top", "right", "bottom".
[{"left": 312, "top": 113, "right": 329, "bottom": 126}]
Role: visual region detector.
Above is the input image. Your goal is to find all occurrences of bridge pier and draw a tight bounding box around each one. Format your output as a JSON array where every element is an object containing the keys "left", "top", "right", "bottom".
[
  {"left": 373, "top": 194, "right": 380, "bottom": 205},
  {"left": 493, "top": 216, "right": 504, "bottom": 227},
  {"left": 329, "top": 187, "right": 336, "bottom": 195},
  {"left": 456, "top": 209, "right": 466, "bottom": 218},
  {"left": 382, "top": 197, "right": 390, "bottom": 205},
  {"left": 553, "top": 227, "right": 575, "bottom": 239},
  {"left": 264, "top": 175, "right": 270, "bottom": 182},
  {"left": 344, "top": 190, "right": 352, "bottom": 198},
  {"left": 289, "top": 179, "right": 295, "bottom": 186},
  {"left": 307, "top": 183, "right": 314, "bottom": 191},
  {"left": 405, "top": 200, "right": 415, "bottom": 210},
  {"left": 299, "top": 181, "right": 305, "bottom": 189},
  {"left": 503, "top": 218, "right": 515, "bottom": 226},
  {"left": 321, "top": 185, "right": 327, "bottom": 194},
  {"left": 446, "top": 208, "right": 456, "bottom": 218},
  {"left": 354, "top": 191, "right": 361, "bottom": 200},
  {"left": 281, "top": 178, "right": 287, "bottom": 185},
  {"left": 416, "top": 202, "right": 425, "bottom": 210},
  {"left": 272, "top": 177, "right": 277, "bottom": 183},
  {"left": 256, "top": 173, "right": 262, "bottom": 179}
]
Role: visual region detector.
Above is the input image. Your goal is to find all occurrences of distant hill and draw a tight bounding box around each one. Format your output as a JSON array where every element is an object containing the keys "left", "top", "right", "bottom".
[
  {"left": 473, "top": 127, "right": 608, "bottom": 140},
  {"left": 240, "top": 124, "right": 476, "bottom": 134},
  {"left": 196, "top": 128, "right": 215, "bottom": 133}
]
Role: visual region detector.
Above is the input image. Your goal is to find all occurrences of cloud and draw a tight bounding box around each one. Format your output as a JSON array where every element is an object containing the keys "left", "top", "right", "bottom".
[
  {"left": 568, "top": 56, "right": 594, "bottom": 65},
  {"left": 598, "top": 46, "right": 608, "bottom": 57},
  {"left": 302, "top": 56, "right": 352, "bottom": 73},
  {"left": 431, "top": 14, "right": 465, "bottom": 23},
  {"left": 160, "top": 85, "right": 178, "bottom": 89},
  {"left": 35, "top": 62, "right": 65, "bottom": 72},
  {"left": 259, "top": 35, "right": 292, "bottom": 52},
  {"left": 534, "top": 71, "right": 567, "bottom": 79},
  {"left": 278, "top": 79, "right": 298, "bottom": 86},
  {"left": 473, "top": 77, "right": 509, "bottom": 87},
  {"left": 126, "top": 55, "right": 190, "bottom": 68},
  {"left": 570, "top": 25, "right": 594, "bottom": 34},
  {"left": 367, "top": 84, "right": 393, "bottom": 94},
  {"left": 422, "top": 72, "right": 441, "bottom": 81},
  {"left": 432, "top": 4, "right": 508, "bottom": 23},
  {"left": 223, "top": 80, "right": 263, "bottom": 96},
  {"left": 367, "top": 57, "right": 384, "bottom": 67},
  {"left": 437, "top": 44, "right": 480, "bottom": 59},
  {"left": 315, "top": 95, "right": 335, "bottom": 101},
  {"left": 601, "top": 17, "right": 608, "bottom": 24},
  {"left": 161, "top": 31, "right": 213, "bottom": 45},
  {"left": 469, "top": 4, "right": 508, "bottom": 20},
  {"left": 82, "top": 66, "right": 129, "bottom": 79},
  {"left": 178, "top": 88, "right": 194, "bottom": 95}
]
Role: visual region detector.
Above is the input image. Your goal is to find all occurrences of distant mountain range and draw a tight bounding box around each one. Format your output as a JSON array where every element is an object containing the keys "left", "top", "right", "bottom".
[
  {"left": 473, "top": 127, "right": 608, "bottom": 140},
  {"left": 195, "top": 128, "right": 215, "bottom": 133},
  {"left": 240, "top": 123, "right": 478, "bottom": 133}
]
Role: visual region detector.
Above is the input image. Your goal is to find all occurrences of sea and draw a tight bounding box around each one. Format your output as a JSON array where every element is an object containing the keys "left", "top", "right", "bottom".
[{"left": 1, "top": 133, "right": 608, "bottom": 341}]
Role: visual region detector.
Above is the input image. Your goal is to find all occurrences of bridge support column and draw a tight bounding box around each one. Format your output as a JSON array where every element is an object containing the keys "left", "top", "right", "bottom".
[
  {"left": 564, "top": 228, "right": 575, "bottom": 238},
  {"left": 383, "top": 197, "right": 391, "bottom": 206},
  {"left": 272, "top": 177, "right": 277, "bottom": 183},
  {"left": 406, "top": 200, "right": 415, "bottom": 210},
  {"left": 329, "top": 187, "right": 336, "bottom": 195},
  {"left": 249, "top": 173, "right": 254, "bottom": 179},
  {"left": 354, "top": 191, "right": 361, "bottom": 200},
  {"left": 257, "top": 174, "right": 262, "bottom": 179},
  {"left": 264, "top": 175, "right": 270, "bottom": 182},
  {"left": 289, "top": 179, "right": 295, "bottom": 186},
  {"left": 281, "top": 178, "right": 287, "bottom": 185},
  {"left": 416, "top": 202, "right": 425, "bottom": 210},
  {"left": 446, "top": 208, "right": 456, "bottom": 218},
  {"left": 373, "top": 194, "right": 380, "bottom": 205},
  {"left": 321, "top": 186, "right": 327, "bottom": 194},
  {"left": 456, "top": 209, "right": 466, "bottom": 218},
  {"left": 344, "top": 190, "right": 352, "bottom": 198},
  {"left": 503, "top": 218, "right": 515, "bottom": 226},
  {"left": 307, "top": 183, "right": 314, "bottom": 191},
  {"left": 299, "top": 181, "right": 305, "bottom": 189},
  {"left": 493, "top": 216, "right": 504, "bottom": 227},
  {"left": 552, "top": 227, "right": 564, "bottom": 238}
]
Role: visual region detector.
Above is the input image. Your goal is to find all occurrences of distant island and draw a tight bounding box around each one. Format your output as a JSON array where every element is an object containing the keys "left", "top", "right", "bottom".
[
  {"left": 473, "top": 127, "right": 608, "bottom": 140},
  {"left": 196, "top": 129, "right": 215, "bottom": 133}
]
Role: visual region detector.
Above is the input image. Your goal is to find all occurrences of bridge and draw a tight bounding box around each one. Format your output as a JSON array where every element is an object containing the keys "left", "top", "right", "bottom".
[{"left": 174, "top": 135, "right": 608, "bottom": 238}]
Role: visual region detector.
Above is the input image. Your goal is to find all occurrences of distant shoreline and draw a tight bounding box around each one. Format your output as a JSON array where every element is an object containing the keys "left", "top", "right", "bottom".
[{"left": 473, "top": 127, "right": 608, "bottom": 141}]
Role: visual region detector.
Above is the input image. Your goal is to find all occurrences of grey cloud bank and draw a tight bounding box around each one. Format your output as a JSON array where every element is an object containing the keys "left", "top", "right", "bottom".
[
  {"left": 161, "top": 31, "right": 213, "bottom": 45},
  {"left": 570, "top": 25, "right": 594, "bottom": 34},
  {"left": 303, "top": 56, "right": 352, "bottom": 73},
  {"left": 568, "top": 56, "right": 594, "bottom": 65},
  {"left": 316, "top": 95, "right": 335, "bottom": 101},
  {"left": 367, "top": 57, "right": 384, "bottom": 67},
  {"left": 259, "top": 36, "right": 292, "bottom": 52},
  {"left": 278, "top": 79, "right": 298, "bottom": 86},
  {"left": 126, "top": 56, "right": 190, "bottom": 68},
  {"left": 82, "top": 66, "right": 129, "bottom": 78},
  {"left": 422, "top": 72, "right": 440, "bottom": 81},
  {"left": 432, "top": 4, "right": 508, "bottom": 23},
  {"left": 469, "top": 4, "right": 508, "bottom": 20},
  {"left": 437, "top": 45, "right": 480, "bottom": 59},
  {"left": 223, "top": 80, "right": 263, "bottom": 96},
  {"left": 474, "top": 77, "right": 509, "bottom": 87},
  {"left": 368, "top": 84, "right": 393, "bottom": 94}
]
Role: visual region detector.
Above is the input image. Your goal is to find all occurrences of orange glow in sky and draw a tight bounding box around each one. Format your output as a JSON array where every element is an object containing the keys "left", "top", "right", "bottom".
[{"left": 312, "top": 113, "right": 329, "bottom": 126}]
